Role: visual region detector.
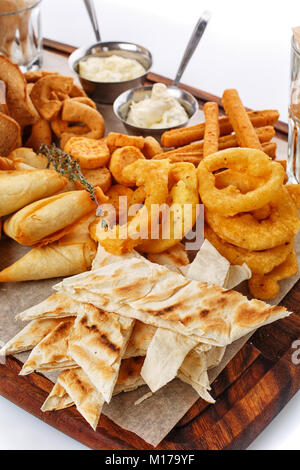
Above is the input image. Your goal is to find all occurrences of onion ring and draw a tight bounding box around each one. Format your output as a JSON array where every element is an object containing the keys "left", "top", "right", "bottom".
[
  {"left": 204, "top": 224, "right": 294, "bottom": 275},
  {"left": 197, "top": 148, "right": 285, "bottom": 216},
  {"left": 248, "top": 250, "right": 298, "bottom": 300},
  {"left": 205, "top": 186, "right": 300, "bottom": 251}
]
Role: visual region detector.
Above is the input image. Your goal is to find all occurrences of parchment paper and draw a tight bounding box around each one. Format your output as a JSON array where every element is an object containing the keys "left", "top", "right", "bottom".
[
  {"left": 0, "top": 234, "right": 299, "bottom": 447},
  {"left": 0, "top": 58, "right": 297, "bottom": 445}
]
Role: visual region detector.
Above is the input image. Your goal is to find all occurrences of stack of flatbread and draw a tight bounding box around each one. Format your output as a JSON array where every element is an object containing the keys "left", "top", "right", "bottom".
[{"left": 0, "top": 241, "right": 290, "bottom": 430}]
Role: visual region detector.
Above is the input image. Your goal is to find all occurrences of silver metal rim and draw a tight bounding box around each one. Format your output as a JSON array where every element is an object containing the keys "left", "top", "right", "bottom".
[
  {"left": 68, "top": 41, "right": 153, "bottom": 85},
  {"left": 113, "top": 84, "right": 198, "bottom": 132}
]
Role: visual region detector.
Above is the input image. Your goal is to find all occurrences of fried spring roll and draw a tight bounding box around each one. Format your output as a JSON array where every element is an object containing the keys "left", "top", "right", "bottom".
[
  {"left": 222, "top": 89, "right": 262, "bottom": 149},
  {"left": 0, "top": 170, "right": 67, "bottom": 217},
  {"left": 0, "top": 213, "right": 97, "bottom": 282},
  {"left": 203, "top": 102, "right": 219, "bottom": 157},
  {"left": 4, "top": 190, "right": 106, "bottom": 246},
  {"left": 161, "top": 109, "right": 279, "bottom": 148}
]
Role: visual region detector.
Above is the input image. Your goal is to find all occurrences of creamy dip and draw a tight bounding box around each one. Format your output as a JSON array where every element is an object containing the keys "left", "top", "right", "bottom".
[
  {"left": 126, "top": 83, "right": 188, "bottom": 129},
  {"left": 79, "top": 55, "right": 146, "bottom": 83}
]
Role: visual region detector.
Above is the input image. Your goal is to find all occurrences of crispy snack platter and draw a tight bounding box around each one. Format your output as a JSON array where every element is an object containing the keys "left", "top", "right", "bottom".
[{"left": 0, "top": 39, "right": 299, "bottom": 450}]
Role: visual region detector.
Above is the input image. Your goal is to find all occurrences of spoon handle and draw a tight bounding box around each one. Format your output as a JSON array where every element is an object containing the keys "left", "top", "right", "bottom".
[
  {"left": 173, "top": 10, "right": 211, "bottom": 87},
  {"left": 83, "top": 0, "right": 101, "bottom": 42}
]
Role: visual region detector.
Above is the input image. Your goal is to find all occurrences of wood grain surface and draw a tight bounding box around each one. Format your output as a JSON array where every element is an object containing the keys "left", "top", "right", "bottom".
[{"left": 0, "top": 39, "right": 298, "bottom": 451}]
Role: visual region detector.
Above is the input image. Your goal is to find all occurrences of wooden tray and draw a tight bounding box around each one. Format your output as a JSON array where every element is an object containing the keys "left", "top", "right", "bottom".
[{"left": 0, "top": 39, "right": 299, "bottom": 451}]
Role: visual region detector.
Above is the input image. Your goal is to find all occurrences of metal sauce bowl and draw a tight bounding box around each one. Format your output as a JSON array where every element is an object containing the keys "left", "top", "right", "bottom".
[
  {"left": 113, "top": 85, "right": 198, "bottom": 137},
  {"left": 68, "top": 41, "right": 152, "bottom": 104}
]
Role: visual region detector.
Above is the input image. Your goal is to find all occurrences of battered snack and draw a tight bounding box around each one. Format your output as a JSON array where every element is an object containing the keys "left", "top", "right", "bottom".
[
  {"left": 25, "top": 119, "right": 53, "bottom": 151},
  {"left": 60, "top": 99, "right": 105, "bottom": 148},
  {"left": 30, "top": 74, "right": 74, "bottom": 120},
  {"left": 109, "top": 146, "right": 145, "bottom": 186},
  {"left": 161, "top": 109, "right": 279, "bottom": 148},
  {"left": 198, "top": 148, "right": 285, "bottom": 216},
  {"left": 143, "top": 136, "right": 162, "bottom": 159},
  {"left": 91, "top": 159, "right": 170, "bottom": 254},
  {"left": 138, "top": 163, "right": 199, "bottom": 253},
  {"left": 203, "top": 102, "right": 219, "bottom": 157},
  {"left": 74, "top": 167, "right": 112, "bottom": 193},
  {"left": 204, "top": 224, "right": 294, "bottom": 275},
  {"left": 205, "top": 187, "right": 300, "bottom": 251},
  {"left": 64, "top": 137, "right": 110, "bottom": 169},
  {"left": 222, "top": 89, "right": 263, "bottom": 150},
  {"left": 248, "top": 250, "right": 298, "bottom": 300},
  {"left": 106, "top": 132, "right": 144, "bottom": 152},
  {"left": 155, "top": 126, "right": 276, "bottom": 161}
]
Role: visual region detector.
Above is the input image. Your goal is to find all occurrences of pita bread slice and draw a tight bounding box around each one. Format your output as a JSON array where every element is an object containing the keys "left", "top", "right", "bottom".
[
  {"left": 20, "top": 318, "right": 76, "bottom": 375},
  {"left": 0, "top": 318, "right": 62, "bottom": 355},
  {"left": 68, "top": 306, "right": 134, "bottom": 403},
  {"left": 55, "top": 257, "right": 289, "bottom": 347},
  {"left": 17, "top": 293, "right": 91, "bottom": 321},
  {"left": 124, "top": 321, "right": 156, "bottom": 359},
  {"left": 206, "top": 346, "right": 226, "bottom": 370},
  {"left": 41, "top": 382, "right": 74, "bottom": 412},
  {"left": 147, "top": 242, "right": 189, "bottom": 273},
  {"left": 180, "top": 239, "right": 230, "bottom": 286},
  {"left": 179, "top": 348, "right": 210, "bottom": 389},
  {"left": 141, "top": 328, "right": 198, "bottom": 392},
  {"left": 57, "top": 368, "right": 105, "bottom": 430},
  {"left": 178, "top": 373, "right": 215, "bottom": 404},
  {"left": 113, "top": 356, "right": 145, "bottom": 395}
]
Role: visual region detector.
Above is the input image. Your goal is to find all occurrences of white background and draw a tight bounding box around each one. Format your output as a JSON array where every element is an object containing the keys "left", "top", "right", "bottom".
[{"left": 0, "top": 0, "right": 300, "bottom": 450}]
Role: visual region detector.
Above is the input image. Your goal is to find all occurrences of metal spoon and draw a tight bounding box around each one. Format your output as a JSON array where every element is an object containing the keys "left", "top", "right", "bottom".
[
  {"left": 83, "top": 0, "right": 101, "bottom": 42},
  {"left": 173, "top": 10, "right": 211, "bottom": 87}
]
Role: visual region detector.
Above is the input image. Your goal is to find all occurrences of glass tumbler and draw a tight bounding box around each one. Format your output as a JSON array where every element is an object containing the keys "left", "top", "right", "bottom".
[{"left": 0, "top": 0, "right": 42, "bottom": 72}]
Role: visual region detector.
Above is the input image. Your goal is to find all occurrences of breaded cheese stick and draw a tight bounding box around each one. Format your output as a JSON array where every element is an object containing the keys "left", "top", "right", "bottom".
[
  {"left": 222, "top": 89, "right": 263, "bottom": 149},
  {"left": 203, "top": 102, "right": 219, "bottom": 157}
]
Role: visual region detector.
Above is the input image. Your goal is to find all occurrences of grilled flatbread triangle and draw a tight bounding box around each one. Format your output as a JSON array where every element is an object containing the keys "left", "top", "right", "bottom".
[
  {"left": 141, "top": 328, "right": 198, "bottom": 392},
  {"left": 0, "top": 318, "right": 63, "bottom": 355},
  {"left": 55, "top": 256, "right": 289, "bottom": 347},
  {"left": 68, "top": 305, "right": 134, "bottom": 403},
  {"left": 42, "top": 357, "right": 146, "bottom": 427},
  {"left": 58, "top": 367, "right": 105, "bottom": 430},
  {"left": 20, "top": 317, "right": 76, "bottom": 375},
  {"left": 41, "top": 382, "right": 74, "bottom": 411},
  {"left": 16, "top": 293, "right": 93, "bottom": 321}
]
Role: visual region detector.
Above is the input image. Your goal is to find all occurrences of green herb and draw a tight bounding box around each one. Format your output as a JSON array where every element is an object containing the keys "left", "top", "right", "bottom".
[
  {"left": 39, "top": 143, "right": 98, "bottom": 204},
  {"left": 39, "top": 143, "right": 108, "bottom": 222}
]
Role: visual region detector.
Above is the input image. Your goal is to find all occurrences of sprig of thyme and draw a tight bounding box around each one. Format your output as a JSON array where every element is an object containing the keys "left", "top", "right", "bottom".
[{"left": 39, "top": 143, "right": 99, "bottom": 203}]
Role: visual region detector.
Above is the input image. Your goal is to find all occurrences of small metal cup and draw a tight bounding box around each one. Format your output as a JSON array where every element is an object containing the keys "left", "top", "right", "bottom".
[
  {"left": 68, "top": 41, "right": 152, "bottom": 104},
  {"left": 113, "top": 85, "right": 198, "bottom": 137}
]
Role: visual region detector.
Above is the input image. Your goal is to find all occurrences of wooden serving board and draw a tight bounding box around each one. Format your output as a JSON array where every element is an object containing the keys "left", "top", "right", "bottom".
[{"left": 0, "top": 39, "right": 299, "bottom": 451}]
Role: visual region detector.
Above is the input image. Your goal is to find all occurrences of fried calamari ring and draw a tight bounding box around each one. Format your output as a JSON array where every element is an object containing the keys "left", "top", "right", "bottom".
[
  {"left": 109, "top": 146, "right": 145, "bottom": 186},
  {"left": 30, "top": 75, "right": 74, "bottom": 120},
  {"left": 205, "top": 187, "right": 300, "bottom": 251},
  {"left": 90, "top": 160, "right": 170, "bottom": 254},
  {"left": 204, "top": 224, "right": 294, "bottom": 275},
  {"left": 138, "top": 162, "right": 199, "bottom": 253},
  {"left": 248, "top": 250, "right": 298, "bottom": 300},
  {"left": 197, "top": 148, "right": 285, "bottom": 216},
  {"left": 60, "top": 99, "right": 105, "bottom": 148},
  {"left": 64, "top": 137, "right": 110, "bottom": 169}
]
